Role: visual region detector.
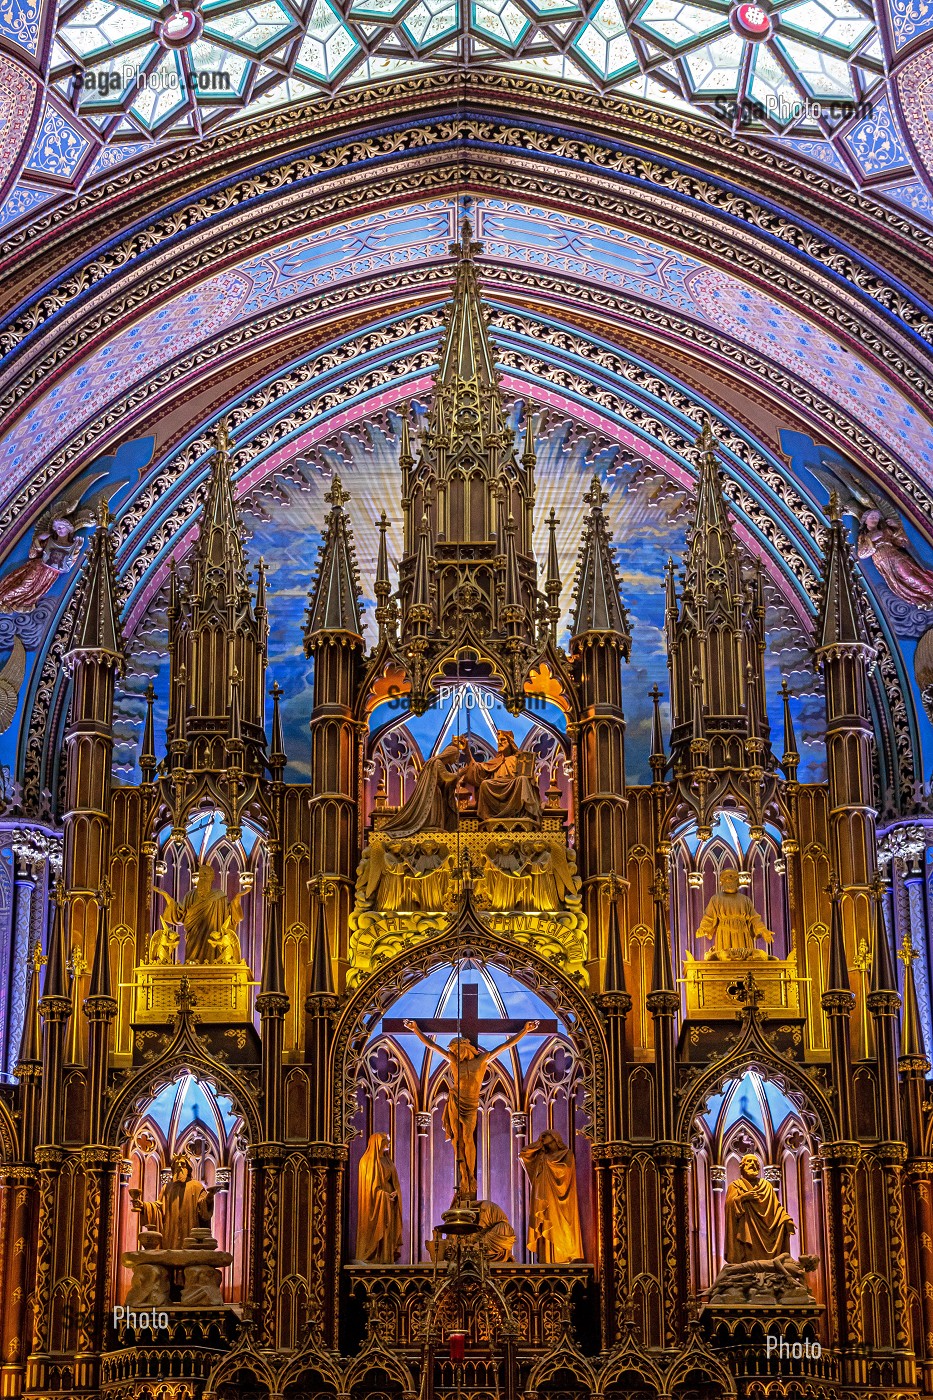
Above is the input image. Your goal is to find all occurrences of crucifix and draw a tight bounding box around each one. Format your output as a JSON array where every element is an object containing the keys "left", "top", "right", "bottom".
[{"left": 384, "top": 984, "right": 557, "bottom": 1200}]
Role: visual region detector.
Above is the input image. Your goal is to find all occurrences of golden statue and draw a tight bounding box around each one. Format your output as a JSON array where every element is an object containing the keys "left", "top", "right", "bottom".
[
  {"left": 458, "top": 730, "right": 542, "bottom": 827},
  {"left": 519, "top": 1129, "right": 584, "bottom": 1263},
  {"left": 403, "top": 1019, "right": 539, "bottom": 1199},
  {"left": 355, "top": 1132, "right": 403, "bottom": 1264},
  {"left": 156, "top": 865, "right": 244, "bottom": 965},
  {"left": 129, "top": 1153, "right": 219, "bottom": 1250},
  {"left": 696, "top": 869, "right": 775, "bottom": 960},
  {"left": 724, "top": 1154, "right": 795, "bottom": 1263}
]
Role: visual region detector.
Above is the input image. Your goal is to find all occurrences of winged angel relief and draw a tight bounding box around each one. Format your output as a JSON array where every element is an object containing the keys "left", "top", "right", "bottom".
[{"left": 348, "top": 834, "right": 587, "bottom": 983}]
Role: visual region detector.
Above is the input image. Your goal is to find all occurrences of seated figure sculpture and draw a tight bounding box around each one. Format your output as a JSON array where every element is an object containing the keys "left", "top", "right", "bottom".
[
  {"left": 696, "top": 869, "right": 775, "bottom": 961},
  {"left": 381, "top": 737, "right": 468, "bottom": 837},
  {"left": 458, "top": 730, "right": 542, "bottom": 828},
  {"left": 129, "top": 1152, "right": 219, "bottom": 1251}
]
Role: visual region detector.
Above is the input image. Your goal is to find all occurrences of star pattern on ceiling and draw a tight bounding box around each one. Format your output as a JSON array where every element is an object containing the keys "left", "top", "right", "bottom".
[
  {"left": 47, "top": 0, "right": 882, "bottom": 138},
  {"left": 0, "top": 0, "right": 930, "bottom": 229}
]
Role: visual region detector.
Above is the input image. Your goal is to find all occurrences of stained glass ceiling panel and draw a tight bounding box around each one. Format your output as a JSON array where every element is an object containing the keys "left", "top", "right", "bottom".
[{"left": 0, "top": 0, "right": 915, "bottom": 225}]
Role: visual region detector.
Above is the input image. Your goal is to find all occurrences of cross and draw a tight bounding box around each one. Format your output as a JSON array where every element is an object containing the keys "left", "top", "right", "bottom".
[{"left": 383, "top": 982, "right": 557, "bottom": 1046}]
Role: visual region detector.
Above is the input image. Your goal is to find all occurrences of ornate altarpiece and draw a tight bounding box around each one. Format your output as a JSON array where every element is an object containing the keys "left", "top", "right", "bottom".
[{"left": 0, "top": 220, "right": 929, "bottom": 1400}]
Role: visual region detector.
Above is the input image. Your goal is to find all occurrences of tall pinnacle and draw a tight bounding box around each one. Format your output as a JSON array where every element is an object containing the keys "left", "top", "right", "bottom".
[
  {"left": 190, "top": 419, "right": 251, "bottom": 604},
  {"left": 816, "top": 492, "right": 871, "bottom": 653},
  {"left": 66, "top": 500, "right": 124, "bottom": 663},
  {"left": 900, "top": 935, "right": 927, "bottom": 1060},
  {"left": 304, "top": 476, "right": 363, "bottom": 644},
  {"left": 437, "top": 216, "right": 499, "bottom": 392},
  {"left": 685, "top": 419, "right": 743, "bottom": 603},
  {"left": 570, "top": 477, "right": 631, "bottom": 647}
]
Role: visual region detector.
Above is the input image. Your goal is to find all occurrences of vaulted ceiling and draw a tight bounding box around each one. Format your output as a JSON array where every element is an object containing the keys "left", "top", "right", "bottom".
[{"left": 0, "top": 74, "right": 932, "bottom": 818}]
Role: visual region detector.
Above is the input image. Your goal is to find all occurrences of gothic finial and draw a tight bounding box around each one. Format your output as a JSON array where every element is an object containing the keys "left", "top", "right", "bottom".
[
  {"left": 304, "top": 477, "right": 364, "bottom": 644},
  {"left": 140, "top": 681, "right": 157, "bottom": 784},
  {"left": 649, "top": 684, "right": 666, "bottom": 774},
  {"left": 825, "top": 875, "right": 850, "bottom": 993},
  {"left": 900, "top": 933, "right": 927, "bottom": 1060},
  {"left": 570, "top": 476, "right": 630, "bottom": 647},
  {"left": 604, "top": 896, "right": 625, "bottom": 993},
  {"left": 779, "top": 677, "right": 799, "bottom": 777},
  {"left": 269, "top": 680, "right": 286, "bottom": 778},
  {"left": 816, "top": 494, "right": 871, "bottom": 655},
  {"left": 650, "top": 877, "right": 676, "bottom": 994},
  {"left": 869, "top": 876, "right": 898, "bottom": 996},
  {"left": 309, "top": 892, "right": 335, "bottom": 997},
  {"left": 42, "top": 884, "right": 69, "bottom": 1003},
  {"left": 65, "top": 498, "right": 124, "bottom": 665},
  {"left": 88, "top": 885, "right": 114, "bottom": 999},
  {"left": 259, "top": 898, "right": 286, "bottom": 999}
]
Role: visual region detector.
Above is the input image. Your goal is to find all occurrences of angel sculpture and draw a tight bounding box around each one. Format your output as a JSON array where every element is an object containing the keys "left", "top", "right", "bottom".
[
  {"left": 804, "top": 448, "right": 933, "bottom": 608},
  {"left": 0, "top": 476, "right": 111, "bottom": 615},
  {"left": 0, "top": 638, "right": 26, "bottom": 734},
  {"left": 147, "top": 907, "right": 180, "bottom": 965},
  {"left": 155, "top": 866, "right": 244, "bottom": 965},
  {"left": 478, "top": 838, "right": 582, "bottom": 913}
]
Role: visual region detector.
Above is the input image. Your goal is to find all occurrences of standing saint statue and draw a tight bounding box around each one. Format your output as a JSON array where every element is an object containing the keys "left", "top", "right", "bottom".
[
  {"left": 724, "top": 1154, "right": 795, "bottom": 1263},
  {"left": 355, "top": 1132, "right": 403, "bottom": 1263},
  {"left": 381, "top": 737, "right": 468, "bottom": 837},
  {"left": 403, "top": 1019, "right": 539, "bottom": 1199},
  {"left": 458, "top": 731, "right": 542, "bottom": 827},
  {"left": 157, "top": 865, "right": 244, "bottom": 964},
  {"left": 520, "top": 1129, "right": 584, "bottom": 1263},
  {"left": 696, "top": 869, "right": 775, "bottom": 961},
  {"left": 129, "top": 1153, "right": 219, "bottom": 1250}
]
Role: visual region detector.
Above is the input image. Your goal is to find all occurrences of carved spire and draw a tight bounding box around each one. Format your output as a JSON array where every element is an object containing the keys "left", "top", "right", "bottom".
[
  {"left": 87, "top": 887, "right": 113, "bottom": 1000},
  {"left": 604, "top": 895, "right": 625, "bottom": 993},
  {"left": 650, "top": 882, "right": 676, "bottom": 995},
  {"left": 374, "top": 511, "right": 392, "bottom": 640},
  {"left": 666, "top": 419, "right": 772, "bottom": 791},
  {"left": 825, "top": 877, "right": 851, "bottom": 993},
  {"left": 66, "top": 500, "right": 123, "bottom": 664},
  {"left": 649, "top": 683, "right": 666, "bottom": 778},
  {"left": 42, "top": 884, "right": 69, "bottom": 1003},
  {"left": 260, "top": 896, "right": 286, "bottom": 998},
  {"left": 870, "top": 878, "right": 898, "bottom": 997},
  {"left": 436, "top": 215, "right": 500, "bottom": 401},
  {"left": 779, "top": 677, "right": 799, "bottom": 779},
  {"left": 269, "top": 681, "right": 286, "bottom": 780},
  {"left": 16, "top": 944, "right": 43, "bottom": 1066},
  {"left": 140, "top": 682, "right": 157, "bottom": 783},
  {"left": 570, "top": 477, "right": 631, "bottom": 648},
  {"left": 304, "top": 476, "right": 363, "bottom": 644},
  {"left": 394, "top": 217, "right": 541, "bottom": 708},
  {"left": 899, "top": 935, "right": 927, "bottom": 1061},
  {"left": 189, "top": 419, "right": 251, "bottom": 607},
  {"left": 816, "top": 492, "right": 871, "bottom": 655},
  {"left": 309, "top": 895, "right": 335, "bottom": 996},
  {"left": 544, "top": 508, "right": 562, "bottom": 644}
]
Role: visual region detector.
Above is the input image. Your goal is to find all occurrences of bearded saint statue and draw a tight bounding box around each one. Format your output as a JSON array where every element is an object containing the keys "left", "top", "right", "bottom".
[
  {"left": 458, "top": 730, "right": 542, "bottom": 827},
  {"left": 696, "top": 869, "right": 775, "bottom": 961},
  {"left": 724, "top": 1154, "right": 796, "bottom": 1263},
  {"left": 129, "top": 1153, "right": 219, "bottom": 1251}
]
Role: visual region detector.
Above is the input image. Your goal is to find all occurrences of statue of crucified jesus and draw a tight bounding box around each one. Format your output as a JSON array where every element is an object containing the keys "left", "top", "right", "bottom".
[{"left": 403, "top": 1019, "right": 539, "bottom": 1199}]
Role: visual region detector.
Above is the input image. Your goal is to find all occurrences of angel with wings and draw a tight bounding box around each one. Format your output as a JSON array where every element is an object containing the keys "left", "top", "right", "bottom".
[
  {"left": 0, "top": 475, "right": 112, "bottom": 615},
  {"left": 806, "top": 451, "right": 933, "bottom": 608},
  {"left": 155, "top": 865, "right": 244, "bottom": 964}
]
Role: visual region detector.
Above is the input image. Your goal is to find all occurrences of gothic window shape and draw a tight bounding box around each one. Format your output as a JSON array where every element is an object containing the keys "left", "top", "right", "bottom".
[
  {"left": 690, "top": 1069, "right": 821, "bottom": 1299},
  {"left": 365, "top": 682, "right": 570, "bottom": 827},
  {"left": 154, "top": 809, "right": 265, "bottom": 970},
  {"left": 114, "top": 1072, "right": 250, "bottom": 1304},
  {"left": 349, "top": 964, "right": 590, "bottom": 1265},
  {"left": 671, "top": 811, "right": 788, "bottom": 966}
]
